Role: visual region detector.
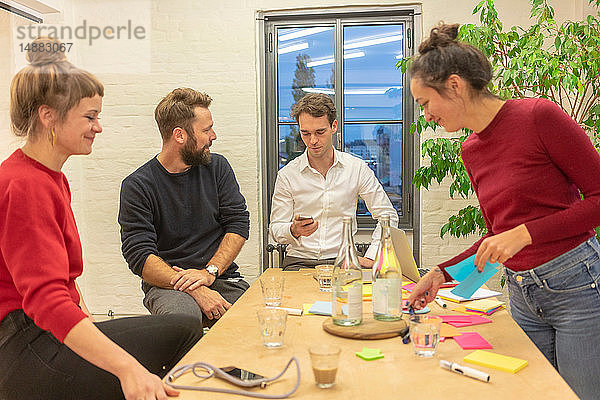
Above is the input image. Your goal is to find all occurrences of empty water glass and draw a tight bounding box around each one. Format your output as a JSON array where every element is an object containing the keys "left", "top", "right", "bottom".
[
  {"left": 260, "top": 275, "right": 285, "bottom": 306},
  {"left": 257, "top": 308, "right": 287, "bottom": 348}
]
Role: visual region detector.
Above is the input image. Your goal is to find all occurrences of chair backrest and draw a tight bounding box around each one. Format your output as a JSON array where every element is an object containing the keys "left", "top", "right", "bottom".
[{"left": 266, "top": 242, "right": 370, "bottom": 268}]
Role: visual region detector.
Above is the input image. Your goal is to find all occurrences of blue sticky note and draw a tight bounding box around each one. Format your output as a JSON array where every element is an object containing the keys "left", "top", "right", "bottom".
[
  {"left": 447, "top": 256, "right": 500, "bottom": 299},
  {"left": 308, "top": 301, "right": 332, "bottom": 316},
  {"left": 445, "top": 255, "right": 480, "bottom": 281}
]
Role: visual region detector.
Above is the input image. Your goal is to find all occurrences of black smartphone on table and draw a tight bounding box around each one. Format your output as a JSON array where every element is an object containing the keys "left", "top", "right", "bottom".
[{"left": 220, "top": 366, "right": 264, "bottom": 381}]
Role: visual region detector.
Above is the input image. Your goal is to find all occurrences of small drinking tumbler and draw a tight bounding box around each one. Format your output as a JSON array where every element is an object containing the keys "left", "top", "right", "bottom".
[
  {"left": 315, "top": 265, "right": 333, "bottom": 292},
  {"left": 309, "top": 345, "right": 341, "bottom": 388},
  {"left": 257, "top": 308, "right": 287, "bottom": 348},
  {"left": 409, "top": 315, "right": 442, "bottom": 357},
  {"left": 260, "top": 275, "right": 285, "bottom": 306}
]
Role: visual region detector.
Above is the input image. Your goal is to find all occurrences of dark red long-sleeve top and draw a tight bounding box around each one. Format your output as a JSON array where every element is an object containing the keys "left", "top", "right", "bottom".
[
  {"left": 0, "top": 149, "right": 87, "bottom": 342},
  {"left": 439, "top": 98, "right": 600, "bottom": 275}
]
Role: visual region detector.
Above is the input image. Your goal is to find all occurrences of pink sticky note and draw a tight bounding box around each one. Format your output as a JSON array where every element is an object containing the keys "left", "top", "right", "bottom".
[
  {"left": 439, "top": 315, "right": 492, "bottom": 327},
  {"left": 454, "top": 332, "right": 493, "bottom": 349}
]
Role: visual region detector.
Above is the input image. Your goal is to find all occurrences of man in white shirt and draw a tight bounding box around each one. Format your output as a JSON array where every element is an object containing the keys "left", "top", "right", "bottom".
[{"left": 269, "top": 93, "right": 398, "bottom": 270}]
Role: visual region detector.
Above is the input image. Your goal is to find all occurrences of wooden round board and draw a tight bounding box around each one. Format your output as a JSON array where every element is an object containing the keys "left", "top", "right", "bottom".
[{"left": 323, "top": 314, "right": 408, "bottom": 340}]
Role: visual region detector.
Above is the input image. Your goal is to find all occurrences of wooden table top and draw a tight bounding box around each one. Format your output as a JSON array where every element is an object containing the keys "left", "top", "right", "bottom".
[{"left": 170, "top": 268, "right": 576, "bottom": 399}]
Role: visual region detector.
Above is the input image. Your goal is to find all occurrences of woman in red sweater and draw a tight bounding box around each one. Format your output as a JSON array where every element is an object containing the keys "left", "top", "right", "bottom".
[
  {"left": 407, "top": 24, "right": 600, "bottom": 399},
  {"left": 0, "top": 37, "right": 202, "bottom": 399}
]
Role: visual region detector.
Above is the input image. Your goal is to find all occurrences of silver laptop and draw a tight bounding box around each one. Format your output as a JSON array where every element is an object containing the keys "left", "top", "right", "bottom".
[{"left": 362, "top": 227, "right": 421, "bottom": 283}]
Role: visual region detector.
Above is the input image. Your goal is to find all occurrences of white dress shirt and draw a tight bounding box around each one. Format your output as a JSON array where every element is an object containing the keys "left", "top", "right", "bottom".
[{"left": 269, "top": 149, "right": 399, "bottom": 260}]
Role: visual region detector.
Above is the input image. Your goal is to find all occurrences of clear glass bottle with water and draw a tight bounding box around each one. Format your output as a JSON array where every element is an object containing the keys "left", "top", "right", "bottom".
[
  {"left": 372, "top": 215, "right": 403, "bottom": 321},
  {"left": 332, "top": 216, "right": 363, "bottom": 326}
]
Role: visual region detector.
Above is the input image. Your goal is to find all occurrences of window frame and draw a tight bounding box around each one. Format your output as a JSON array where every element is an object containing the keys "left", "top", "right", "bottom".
[{"left": 258, "top": 5, "right": 422, "bottom": 267}]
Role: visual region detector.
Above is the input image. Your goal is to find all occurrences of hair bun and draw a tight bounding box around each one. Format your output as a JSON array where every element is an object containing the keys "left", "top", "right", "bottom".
[
  {"left": 26, "top": 37, "right": 68, "bottom": 66},
  {"left": 418, "top": 23, "right": 460, "bottom": 54}
]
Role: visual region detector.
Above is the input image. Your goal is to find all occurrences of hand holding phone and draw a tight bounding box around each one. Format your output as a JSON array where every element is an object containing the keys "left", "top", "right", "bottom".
[{"left": 291, "top": 214, "right": 318, "bottom": 238}]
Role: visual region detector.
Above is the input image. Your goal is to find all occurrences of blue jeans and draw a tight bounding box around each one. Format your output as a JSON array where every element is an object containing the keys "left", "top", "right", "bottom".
[{"left": 506, "top": 237, "right": 600, "bottom": 400}]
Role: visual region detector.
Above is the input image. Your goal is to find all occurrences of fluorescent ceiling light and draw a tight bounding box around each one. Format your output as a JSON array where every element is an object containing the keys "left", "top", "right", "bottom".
[
  {"left": 307, "top": 51, "right": 365, "bottom": 67},
  {"left": 279, "top": 27, "right": 333, "bottom": 42},
  {"left": 278, "top": 42, "right": 308, "bottom": 55},
  {"left": 345, "top": 89, "right": 389, "bottom": 95},
  {"left": 301, "top": 88, "right": 335, "bottom": 95},
  {"left": 345, "top": 34, "right": 403, "bottom": 50},
  {"left": 301, "top": 86, "right": 402, "bottom": 95}
]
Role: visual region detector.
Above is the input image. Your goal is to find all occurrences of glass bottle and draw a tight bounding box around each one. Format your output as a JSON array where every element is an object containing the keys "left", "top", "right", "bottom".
[
  {"left": 332, "top": 216, "right": 363, "bottom": 326},
  {"left": 372, "top": 215, "right": 403, "bottom": 321}
]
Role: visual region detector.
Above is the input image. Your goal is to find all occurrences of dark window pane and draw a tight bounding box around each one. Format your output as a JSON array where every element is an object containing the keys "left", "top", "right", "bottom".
[
  {"left": 344, "top": 123, "right": 403, "bottom": 217},
  {"left": 278, "top": 124, "right": 305, "bottom": 169},
  {"left": 277, "top": 27, "right": 335, "bottom": 123},
  {"left": 343, "top": 24, "right": 404, "bottom": 121}
]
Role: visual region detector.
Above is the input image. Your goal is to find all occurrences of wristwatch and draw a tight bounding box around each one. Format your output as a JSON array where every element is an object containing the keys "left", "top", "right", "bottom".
[{"left": 206, "top": 264, "right": 219, "bottom": 278}]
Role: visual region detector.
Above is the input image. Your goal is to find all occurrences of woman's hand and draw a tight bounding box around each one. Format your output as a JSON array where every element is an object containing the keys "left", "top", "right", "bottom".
[
  {"left": 119, "top": 364, "right": 180, "bottom": 400},
  {"left": 407, "top": 267, "right": 446, "bottom": 310},
  {"left": 474, "top": 224, "right": 532, "bottom": 271}
]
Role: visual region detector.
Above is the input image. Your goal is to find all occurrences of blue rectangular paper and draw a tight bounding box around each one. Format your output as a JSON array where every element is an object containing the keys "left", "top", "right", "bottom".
[
  {"left": 445, "top": 255, "right": 478, "bottom": 281},
  {"left": 308, "top": 301, "right": 347, "bottom": 316},
  {"left": 445, "top": 255, "right": 500, "bottom": 300}
]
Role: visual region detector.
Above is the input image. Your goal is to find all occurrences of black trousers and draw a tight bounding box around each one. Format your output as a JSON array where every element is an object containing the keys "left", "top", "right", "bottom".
[{"left": 0, "top": 309, "right": 202, "bottom": 400}]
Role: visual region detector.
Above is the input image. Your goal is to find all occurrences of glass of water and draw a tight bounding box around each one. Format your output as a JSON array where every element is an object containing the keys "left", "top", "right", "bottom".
[
  {"left": 409, "top": 315, "right": 442, "bottom": 357},
  {"left": 260, "top": 275, "right": 285, "bottom": 306},
  {"left": 257, "top": 308, "right": 287, "bottom": 348}
]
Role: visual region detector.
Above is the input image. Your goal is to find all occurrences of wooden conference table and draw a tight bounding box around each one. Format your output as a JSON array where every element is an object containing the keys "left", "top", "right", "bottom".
[{"left": 170, "top": 268, "right": 577, "bottom": 399}]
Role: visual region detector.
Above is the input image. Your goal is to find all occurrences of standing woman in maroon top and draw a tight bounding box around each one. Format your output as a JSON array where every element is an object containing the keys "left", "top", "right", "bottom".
[
  {"left": 407, "top": 24, "right": 600, "bottom": 399},
  {"left": 0, "top": 37, "right": 202, "bottom": 400}
]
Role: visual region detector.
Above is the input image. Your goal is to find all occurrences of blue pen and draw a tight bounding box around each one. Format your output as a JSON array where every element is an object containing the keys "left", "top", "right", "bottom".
[{"left": 400, "top": 326, "right": 411, "bottom": 344}]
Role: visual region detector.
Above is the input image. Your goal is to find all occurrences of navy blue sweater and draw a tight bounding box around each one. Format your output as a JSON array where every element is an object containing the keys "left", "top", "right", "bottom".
[{"left": 118, "top": 154, "right": 249, "bottom": 285}]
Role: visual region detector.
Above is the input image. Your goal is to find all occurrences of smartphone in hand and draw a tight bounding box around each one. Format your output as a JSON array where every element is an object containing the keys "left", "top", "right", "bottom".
[{"left": 297, "top": 215, "right": 313, "bottom": 222}]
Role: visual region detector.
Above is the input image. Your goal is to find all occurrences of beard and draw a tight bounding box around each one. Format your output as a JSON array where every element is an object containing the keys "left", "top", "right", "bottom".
[{"left": 180, "top": 130, "right": 211, "bottom": 166}]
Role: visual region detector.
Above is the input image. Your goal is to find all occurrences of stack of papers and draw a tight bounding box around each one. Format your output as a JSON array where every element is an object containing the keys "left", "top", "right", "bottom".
[
  {"left": 453, "top": 304, "right": 505, "bottom": 316},
  {"left": 464, "top": 299, "right": 505, "bottom": 315},
  {"left": 437, "top": 287, "right": 502, "bottom": 303}
]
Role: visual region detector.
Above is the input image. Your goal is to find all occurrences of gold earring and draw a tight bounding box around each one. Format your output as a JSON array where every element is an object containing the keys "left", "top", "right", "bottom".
[{"left": 49, "top": 128, "right": 55, "bottom": 146}]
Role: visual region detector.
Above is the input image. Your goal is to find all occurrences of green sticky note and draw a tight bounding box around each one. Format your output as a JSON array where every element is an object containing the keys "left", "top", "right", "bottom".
[{"left": 356, "top": 347, "right": 384, "bottom": 361}]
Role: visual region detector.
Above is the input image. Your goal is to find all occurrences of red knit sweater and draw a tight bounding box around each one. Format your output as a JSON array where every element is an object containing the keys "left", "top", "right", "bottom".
[
  {"left": 439, "top": 98, "right": 600, "bottom": 274},
  {"left": 0, "top": 149, "right": 86, "bottom": 342}
]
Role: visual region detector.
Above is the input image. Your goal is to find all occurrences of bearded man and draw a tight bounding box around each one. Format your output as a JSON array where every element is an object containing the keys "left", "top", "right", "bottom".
[{"left": 118, "top": 88, "right": 249, "bottom": 329}]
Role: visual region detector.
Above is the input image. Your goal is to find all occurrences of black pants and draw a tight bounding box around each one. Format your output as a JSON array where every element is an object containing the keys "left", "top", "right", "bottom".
[
  {"left": 281, "top": 255, "right": 336, "bottom": 271},
  {"left": 0, "top": 309, "right": 202, "bottom": 400}
]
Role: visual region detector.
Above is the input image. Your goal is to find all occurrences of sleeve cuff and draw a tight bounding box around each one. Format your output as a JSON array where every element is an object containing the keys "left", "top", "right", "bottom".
[
  {"left": 287, "top": 224, "right": 301, "bottom": 246},
  {"left": 364, "top": 245, "right": 377, "bottom": 260}
]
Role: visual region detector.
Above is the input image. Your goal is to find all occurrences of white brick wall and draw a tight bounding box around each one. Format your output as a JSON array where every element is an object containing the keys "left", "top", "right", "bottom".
[{"left": 0, "top": 0, "right": 592, "bottom": 315}]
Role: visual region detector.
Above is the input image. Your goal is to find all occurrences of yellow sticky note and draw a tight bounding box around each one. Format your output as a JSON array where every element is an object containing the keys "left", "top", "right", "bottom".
[
  {"left": 466, "top": 299, "right": 505, "bottom": 312},
  {"left": 463, "top": 350, "right": 528, "bottom": 373},
  {"left": 303, "top": 303, "right": 314, "bottom": 315},
  {"left": 453, "top": 305, "right": 487, "bottom": 315}
]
